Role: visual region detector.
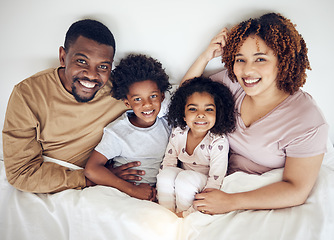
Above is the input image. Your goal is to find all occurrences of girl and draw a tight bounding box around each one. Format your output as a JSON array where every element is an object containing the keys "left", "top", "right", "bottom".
[{"left": 156, "top": 77, "right": 236, "bottom": 217}]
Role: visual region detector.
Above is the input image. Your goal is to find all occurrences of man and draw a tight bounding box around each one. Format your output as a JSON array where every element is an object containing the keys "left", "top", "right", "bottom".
[{"left": 2, "top": 19, "right": 142, "bottom": 193}]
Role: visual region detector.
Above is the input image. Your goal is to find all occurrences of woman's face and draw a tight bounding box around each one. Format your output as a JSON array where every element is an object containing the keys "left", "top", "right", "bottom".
[{"left": 233, "top": 35, "right": 280, "bottom": 98}]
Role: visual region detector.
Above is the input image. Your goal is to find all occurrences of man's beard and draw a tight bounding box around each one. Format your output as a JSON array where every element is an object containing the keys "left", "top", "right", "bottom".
[{"left": 72, "top": 78, "right": 101, "bottom": 102}]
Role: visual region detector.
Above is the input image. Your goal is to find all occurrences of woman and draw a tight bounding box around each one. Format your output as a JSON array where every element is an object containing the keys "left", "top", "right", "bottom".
[{"left": 182, "top": 13, "right": 328, "bottom": 214}]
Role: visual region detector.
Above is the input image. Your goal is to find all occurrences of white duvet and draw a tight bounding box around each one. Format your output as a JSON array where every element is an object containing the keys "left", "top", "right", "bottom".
[{"left": 1, "top": 145, "right": 334, "bottom": 240}]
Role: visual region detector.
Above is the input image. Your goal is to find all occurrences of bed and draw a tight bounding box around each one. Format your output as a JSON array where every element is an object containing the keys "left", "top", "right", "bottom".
[{"left": 1, "top": 139, "right": 333, "bottom": 240}]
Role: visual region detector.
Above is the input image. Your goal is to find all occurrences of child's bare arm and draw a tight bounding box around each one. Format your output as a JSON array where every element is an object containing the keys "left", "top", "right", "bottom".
[{"left": 84, "top": 150, "right": 154, "bottom": 200}]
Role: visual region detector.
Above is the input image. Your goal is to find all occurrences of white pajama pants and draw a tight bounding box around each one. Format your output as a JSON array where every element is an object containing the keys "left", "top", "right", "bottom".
[{"left": 156, "top": 167, "right": 207, "bottom": 213}]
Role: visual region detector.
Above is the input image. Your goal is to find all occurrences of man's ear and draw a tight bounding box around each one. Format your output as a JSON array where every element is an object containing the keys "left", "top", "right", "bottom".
[
  {"left": 123, "top": 99, "right": 131, "bottom": 108},
  {"left": 59, "top": 46, "right": 66, "bottom": 67}
]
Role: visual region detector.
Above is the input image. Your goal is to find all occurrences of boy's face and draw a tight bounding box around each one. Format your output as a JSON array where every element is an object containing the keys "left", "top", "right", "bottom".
[{"left": 123, "top": 80, "right": 164, "bottom": 128}]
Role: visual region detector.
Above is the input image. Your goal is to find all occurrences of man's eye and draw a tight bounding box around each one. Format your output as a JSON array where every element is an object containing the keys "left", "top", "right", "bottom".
[
  {"left": 77, "top": 59, "right": 86, "bottom": 64},
  {"left": 99, "top": 65, "right": 109, "bottom": 70},
  {"left": 134, "top": 97, "right": 141, "bottom": 101},
  {"left": 151, "top": 94, "right": 158, "bottom": 99}
]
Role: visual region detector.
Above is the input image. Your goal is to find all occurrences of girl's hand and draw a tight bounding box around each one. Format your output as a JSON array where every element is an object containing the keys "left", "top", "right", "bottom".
[
  {"left": 175, "top": 212, "right": 184, "bottom": 218},
  {"left": 193, "top": 188, "right": 235, "bottom": 215},
  {"left": 129, "top": 183, "right": 156, "bottom": 201}
]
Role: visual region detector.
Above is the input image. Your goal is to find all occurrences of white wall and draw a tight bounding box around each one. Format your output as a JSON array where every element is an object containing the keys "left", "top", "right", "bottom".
[{"left": 1, "top": 0, "right": 333, "bottom": 142}]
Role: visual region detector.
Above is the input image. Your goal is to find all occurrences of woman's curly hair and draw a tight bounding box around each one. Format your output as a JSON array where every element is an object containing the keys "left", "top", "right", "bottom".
[
  {"left": 222, "top": 12, "right": 311, "bottom": 95},
  {"left": 167, "top": 77, "right": 236, "bottom": 136},
  {"left": 111, "top": 54, "right": 171, "bottom": 99}
]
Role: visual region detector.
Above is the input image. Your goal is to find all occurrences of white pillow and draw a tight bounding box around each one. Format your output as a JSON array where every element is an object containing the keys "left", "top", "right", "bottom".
[{"left": 0, "top": 136, "right": 3, "bottom": 161}]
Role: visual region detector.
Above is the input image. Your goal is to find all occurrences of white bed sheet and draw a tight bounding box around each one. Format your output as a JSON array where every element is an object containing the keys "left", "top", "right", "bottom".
[{"left": 1, "top": 145, "right": 334, "bottom": 240}]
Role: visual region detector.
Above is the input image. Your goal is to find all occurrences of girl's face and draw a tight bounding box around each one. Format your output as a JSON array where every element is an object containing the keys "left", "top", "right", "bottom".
[
  {"left": 124, "top": 80, "right": 164, "bottom": 128},
  {"left": 184, "top": 92, "right": 216, "bottom": 135},
  {"left": 233, "top": 35, "right": 280, "bottom": 98}
]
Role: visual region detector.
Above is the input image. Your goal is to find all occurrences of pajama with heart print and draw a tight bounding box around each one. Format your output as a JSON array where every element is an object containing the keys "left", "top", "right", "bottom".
[{"left": 156, "top": 126, "right": 229, "bottom": 216}]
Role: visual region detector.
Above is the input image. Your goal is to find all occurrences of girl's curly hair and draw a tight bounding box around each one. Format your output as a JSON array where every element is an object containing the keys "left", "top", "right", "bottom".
[
  {"left": 111, "top": 54, "right": 171, "bottom": 99},
  {"left": 167, "top": 77, "right": 236, "bottom": 136},
  {"left": 222, "top": 12, "right": 311, "bottom": 95}
]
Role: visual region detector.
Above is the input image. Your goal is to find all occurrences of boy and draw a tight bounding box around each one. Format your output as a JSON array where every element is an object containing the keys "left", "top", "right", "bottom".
[{"left": 85, "top": 54, "right": 171, "bottom": 201}]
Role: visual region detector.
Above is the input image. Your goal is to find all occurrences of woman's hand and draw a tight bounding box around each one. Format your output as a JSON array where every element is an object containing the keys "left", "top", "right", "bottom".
[
  {"left": 194, "top": 188, "right": 235, "bottom": 215},
  {"left": 182, "top": 28, "right": 228, "bottom": 83},
  {"left": 203, "top": 28, "right": 228, "bottom": 61}
]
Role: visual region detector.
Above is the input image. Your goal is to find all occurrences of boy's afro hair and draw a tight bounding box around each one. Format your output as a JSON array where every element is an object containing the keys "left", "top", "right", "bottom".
[{"left": 111, "top": 54, "right": 171, "bottom": 100}]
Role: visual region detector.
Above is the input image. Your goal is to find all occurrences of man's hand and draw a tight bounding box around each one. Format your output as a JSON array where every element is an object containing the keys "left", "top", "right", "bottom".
[{"left": 107, "top": 161, "right": 145, "bottom": 181}]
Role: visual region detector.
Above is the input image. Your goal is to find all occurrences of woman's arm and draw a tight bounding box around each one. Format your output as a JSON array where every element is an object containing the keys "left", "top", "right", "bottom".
[
  {"left": 84, "top": 150, "right": 155, "bottom": 201},
  {"left": 181, "top": 28, "right": 228, "bottom": 84},
  {"left": 194, "top": 154, "right": 324, "bottom": 214}
]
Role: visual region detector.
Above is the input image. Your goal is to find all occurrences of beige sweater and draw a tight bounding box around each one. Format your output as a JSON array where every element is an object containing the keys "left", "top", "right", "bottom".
[{"left": 2, "top": 68, "right": 126, "bottom": 193}]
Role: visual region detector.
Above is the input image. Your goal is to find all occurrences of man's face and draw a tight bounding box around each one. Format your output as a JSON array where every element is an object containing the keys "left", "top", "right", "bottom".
[{"left": 58, "top": 36, "right": 114, "bottom": 102}]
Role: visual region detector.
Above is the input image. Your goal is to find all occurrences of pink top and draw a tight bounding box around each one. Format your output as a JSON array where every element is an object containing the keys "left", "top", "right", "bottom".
[
  {"left": 211, "top": 70, "right": 329, "bottom": 175},
  {"left": 161, "top": 127, "right": 229, "bottom": 189}
]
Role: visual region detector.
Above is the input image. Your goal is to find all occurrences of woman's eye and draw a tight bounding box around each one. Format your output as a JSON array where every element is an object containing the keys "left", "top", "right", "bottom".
[
  {"left": 206, "top": 108, "right": 214, "bottom": 112},
  {"left": 235, "top": 59, "right": 244, "bottom": 63},
  {"left": 150, "top": 94, "right": 158, "bottom": 99},
  {"left": 134, "top": 97, "right": 141, "bottom": 101},
  {"left": 256, "top": 58, "right": 266, "bottom": 62},
  {"left": 188, "top": 108, "right": 196, "bottom": 111}
]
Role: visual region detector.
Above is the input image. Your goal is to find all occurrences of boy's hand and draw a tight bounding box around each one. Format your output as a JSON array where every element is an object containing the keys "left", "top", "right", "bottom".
[
  {"left": 108, "top": 161, "right": 145, "bottom": 181},
  {"left": 130, "top": 183, "right": 156, "bottom": 201},
  {"left": 85, "top": 177, "right": 96, "bottom": 187}
]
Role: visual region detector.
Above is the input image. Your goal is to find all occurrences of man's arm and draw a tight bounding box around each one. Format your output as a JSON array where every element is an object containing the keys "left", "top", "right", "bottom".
[{"left": 2, "top": 86, "right": 86, "bottom": 193}]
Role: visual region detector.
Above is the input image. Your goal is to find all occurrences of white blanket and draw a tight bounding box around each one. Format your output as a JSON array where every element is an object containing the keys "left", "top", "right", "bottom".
[{"left": 1, "top": 155, "right": 334, "bottom": 240}]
